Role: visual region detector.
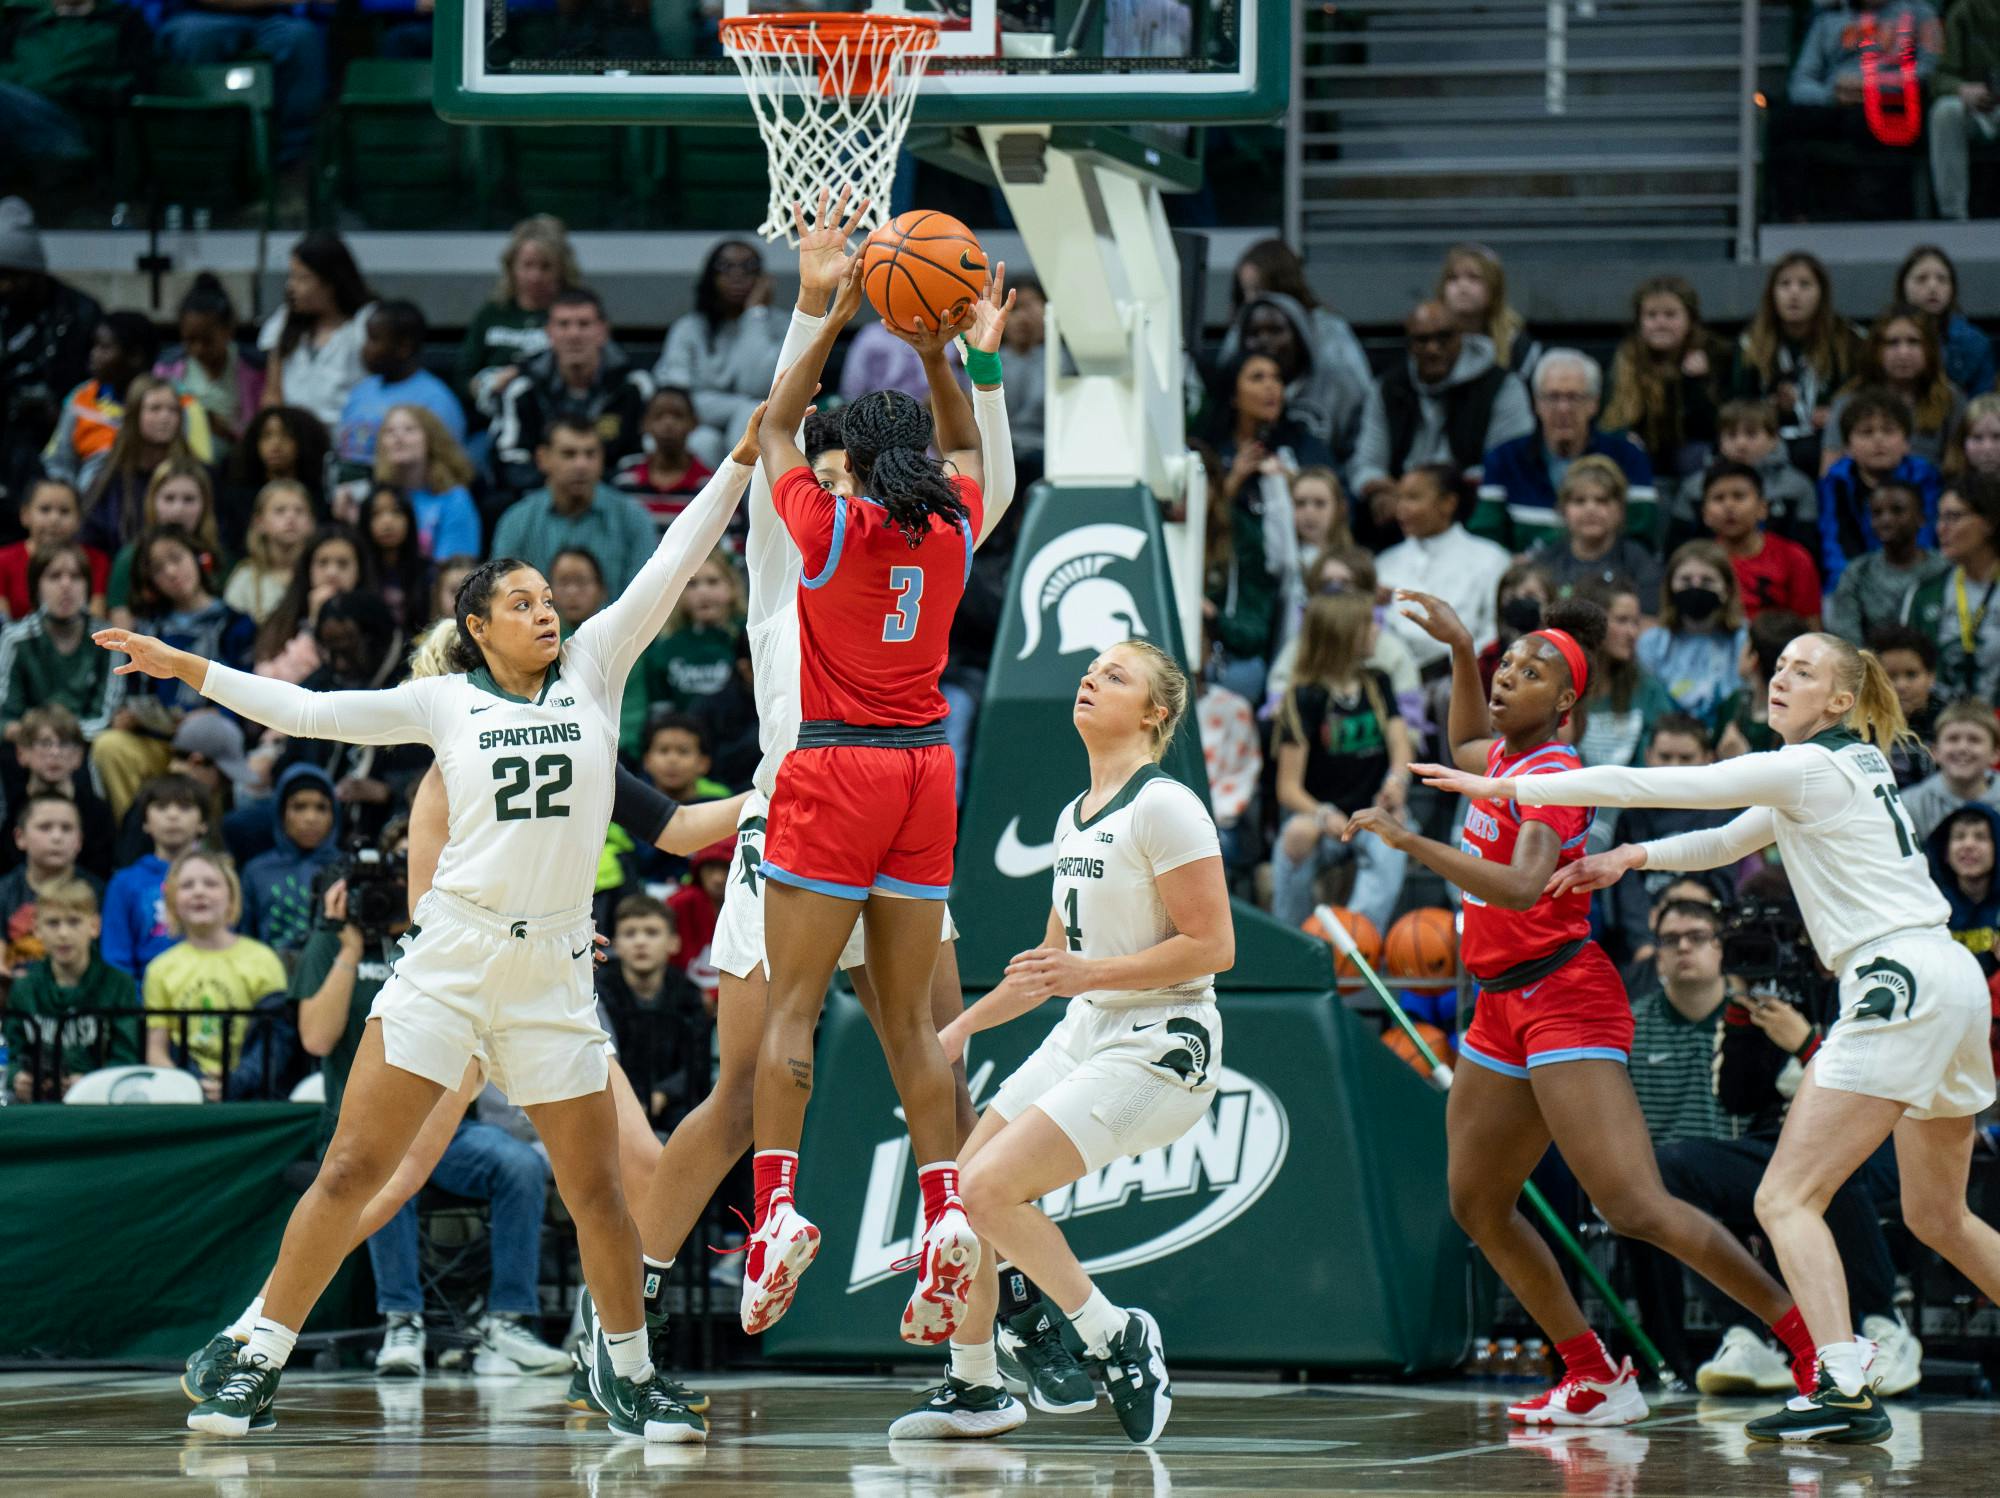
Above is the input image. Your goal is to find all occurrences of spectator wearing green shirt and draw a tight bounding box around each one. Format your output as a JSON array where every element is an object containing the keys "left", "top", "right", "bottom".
[
  {"left": 490, "top": 415, "right": 656, "bottom": 594},
  {"left": 5, "top": 877, "right": 140, "bottom": 1102},
  {"left": 619, "top": 547, "right": 743, "bottom": 757},
  {"left": 0, "top": 541, "right": 120, "bottom": 738}
]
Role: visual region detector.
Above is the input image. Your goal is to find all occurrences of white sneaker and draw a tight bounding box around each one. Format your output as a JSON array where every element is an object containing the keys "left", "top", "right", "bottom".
[
  {"left": 375, "top": 1313, "right": 426, "bottom": 1377},
  {"left": 472, "top": 1312, "right": 573, "bottom": 1375},
  {"left": 1861, "top": 1314, "right": 1922, "bottom": 1397},
  {"left": 739, "top": 1199, "right": 819, "bottom": 1335},
  {"left": 1508, "top": 1358, "right": 1648, "bottom": 1427},
  {"left": 1695, "top": 1326, "right": 1796, "bottom": 1396},
  {"left": 900, "top": 1205, "right": 980, "bottom": 1346}
]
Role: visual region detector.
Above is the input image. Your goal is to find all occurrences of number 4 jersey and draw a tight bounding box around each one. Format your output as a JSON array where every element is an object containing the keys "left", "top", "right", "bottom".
[
  {"left": 1050, "top": 765, "right": 1221, "bottom": 1010},
  {"left": 771, "top": 465, "right": 982, "bottom": 727}
]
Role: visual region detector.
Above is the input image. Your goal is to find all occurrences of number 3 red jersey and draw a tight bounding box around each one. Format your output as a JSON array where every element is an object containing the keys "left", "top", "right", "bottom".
[
  {"left": 771, "top": 466, "right": 983, "bottom": 725},
  {"left": 1457, "top": 739, "right": 1595, "bottom": 980}
]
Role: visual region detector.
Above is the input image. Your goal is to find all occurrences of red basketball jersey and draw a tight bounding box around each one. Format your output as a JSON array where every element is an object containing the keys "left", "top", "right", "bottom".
[
  {"left": 1457, "top": 739, "right": 1594, "bottom": 980},
  {"left": 772, "top": 465, "right": 984, "bottom": 725}
]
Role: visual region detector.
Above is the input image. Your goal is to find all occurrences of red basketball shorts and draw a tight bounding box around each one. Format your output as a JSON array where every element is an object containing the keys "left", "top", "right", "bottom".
[
  {"left": 1460, "top": 940, "right": 1633, "bottom": 1078},
  {"left": 764, "top": 742, "right": 957, "bottom": 900}
]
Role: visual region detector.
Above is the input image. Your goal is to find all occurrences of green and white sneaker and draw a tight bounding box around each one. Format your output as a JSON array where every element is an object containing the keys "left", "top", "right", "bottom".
[
  {"left": 1091, "top": 1309, "right": 1173, "bottom": 1446},
  {"left": 181, "top": 1333, "right": 244, "bottom": 1403},
  {"left": 186, "top": 1353, "right": 282, "bottom": 1437},
  {"left": 568, "top": 1288, "right": 710, "bottom": 1417},
  {"left": 997, "top": 1302, "right": 1096, "bottom": 1414},
  {"left": 589, "top": 1320, "right": 705, "bottom": 1444},
  {"left": 1745, "top": 1370, "right": 1892, "bottom": 1445},
  {"left": 887, "top": 1374, "right": 1027, "bottom": 1440}
]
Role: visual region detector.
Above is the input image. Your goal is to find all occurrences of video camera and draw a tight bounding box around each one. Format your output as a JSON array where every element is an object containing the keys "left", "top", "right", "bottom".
[
  {"left": 316, "top": 839, "right": 409, "bottom": 940},
  {"left": 1719, "top": 897, "right": 1818, "bottom": 991}
]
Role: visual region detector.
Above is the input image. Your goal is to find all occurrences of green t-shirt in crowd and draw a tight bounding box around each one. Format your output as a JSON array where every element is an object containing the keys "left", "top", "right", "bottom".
[
  {"left": 620, "top": 621, "right": 741, "bottom": 757},
  {"left": 289, "top": 924, "right": 398, "bottom": 1147},
  {"left": 4, "top": 954, "right": 141, "bottom": 1095}
]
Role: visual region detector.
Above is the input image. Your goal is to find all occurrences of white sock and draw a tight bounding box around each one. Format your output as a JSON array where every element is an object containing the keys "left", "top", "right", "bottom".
[
  {"left": 223, "top": 1296, "right": 263, "bottom": 1342},
  {"left": 243, "top": 1318, "right": 298, "bottom": 1369},
  {"left": 1063, "top": 1287, "right": 1127, "bottom": 1358},
  {"left": 949, "top": 1336, "right": 1002, "bottom": 1389},
  {"left": 1817, "top": 1338, "right": 1866, "bottom": 1397},
  {"left": 603, "top": 1326, "right": 652, "bottom": 1382},
  {"left": 642, "top": 1255, "right": 674, "bottom": 1271}
]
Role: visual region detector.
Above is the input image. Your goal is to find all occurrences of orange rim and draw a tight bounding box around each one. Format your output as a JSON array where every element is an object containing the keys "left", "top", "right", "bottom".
[{"left": 719, "top": 11, "right": 942, "bottom": 54}]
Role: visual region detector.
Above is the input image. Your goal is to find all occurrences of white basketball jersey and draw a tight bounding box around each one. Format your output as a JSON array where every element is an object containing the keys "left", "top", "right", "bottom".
[
  {"left": 1760, "top": 734, "right": 1950, "bottom": 965},
  {"left": 201, "top": 461, "right": 750, "bottom": 918},
  {"left": 1049, "top": 765, "right": 1221, "bottom": 1009}
]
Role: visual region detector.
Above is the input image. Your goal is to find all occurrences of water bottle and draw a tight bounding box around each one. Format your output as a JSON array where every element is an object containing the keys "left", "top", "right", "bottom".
[
  {"left": 1496, "top": 1336, "right": 1521, "bottom": 1381},
  {"left": 1470, "top": 1338, "right": 1496, "bottom": 1378},
  {"left": 1523, "top": 1337, "right": 1552, "bottom": 1384}
]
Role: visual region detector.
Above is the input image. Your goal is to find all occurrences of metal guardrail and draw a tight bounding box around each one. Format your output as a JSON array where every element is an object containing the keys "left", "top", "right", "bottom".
[{"left": 1285, "top": 0, "right": 1792, "bottom": 263}]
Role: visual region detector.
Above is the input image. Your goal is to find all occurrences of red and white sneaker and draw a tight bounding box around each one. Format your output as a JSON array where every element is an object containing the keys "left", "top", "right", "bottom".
[
  {"left": 739, "top": 1200, "right": 819, "bottom": 1336},
  {"left": 1507, "top": 1357, "right": 1648, "bottom": 1427},
  {"left": 900, "top": 1206, "right": 980, "bottom": 1346}
]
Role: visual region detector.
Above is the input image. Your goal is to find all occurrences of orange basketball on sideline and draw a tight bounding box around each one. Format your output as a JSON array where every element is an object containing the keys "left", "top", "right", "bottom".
[
  {"left": 1383, "top": 1022, "right": 1454, "bottom": 1079},
  {"left": 1302, "top": 905, "right": 1381, "bottom": 980},
  {"left": 862, "top": 210, "right": 988, "bottom": 333},
  {"left": 1384, "top": 907, "right": 1458, "bottom": 980}
]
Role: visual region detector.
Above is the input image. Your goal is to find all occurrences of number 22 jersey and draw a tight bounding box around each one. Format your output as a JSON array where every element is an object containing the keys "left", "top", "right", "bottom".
[{"left": 771, "top": 465, "right": 983, "bottom": 726}]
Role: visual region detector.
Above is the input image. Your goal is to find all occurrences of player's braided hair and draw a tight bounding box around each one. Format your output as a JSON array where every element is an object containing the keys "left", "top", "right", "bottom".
[
  {"left": 841, "top": 390, "right": 968, "bottom": 550},
  {"left": 448, "top": 556, "right": 533, "bottom": 674}
]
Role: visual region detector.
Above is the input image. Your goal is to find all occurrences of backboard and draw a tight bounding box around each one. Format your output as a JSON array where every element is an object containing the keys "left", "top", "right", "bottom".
[{"left": 433, "top": 0, "right": 1287, "bottom": 128}]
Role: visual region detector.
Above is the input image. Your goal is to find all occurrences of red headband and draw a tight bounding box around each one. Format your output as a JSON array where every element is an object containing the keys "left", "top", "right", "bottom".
[{"left": 1531, "top": 627, "right": 1590, "bottom": 707}]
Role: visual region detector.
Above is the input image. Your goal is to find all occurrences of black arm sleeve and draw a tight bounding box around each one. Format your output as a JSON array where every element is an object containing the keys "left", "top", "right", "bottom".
[{"left": 612, "top": 763, "right": 677, "bottom": 848}]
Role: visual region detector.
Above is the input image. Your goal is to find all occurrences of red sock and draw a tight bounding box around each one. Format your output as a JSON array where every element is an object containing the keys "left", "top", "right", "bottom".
[
  {"left": 1772, "top": 1307, "right": 1816, "bottom": 1391},
  {"left": 753, "top": 1150, "right": 798, "bottom": 1226},
  {"left": 917, "top": 1162, "right": 962, "bottom": 1229},
  {"left": 1554, "top": 1330, "right": 1616, "bottom": 1385}
]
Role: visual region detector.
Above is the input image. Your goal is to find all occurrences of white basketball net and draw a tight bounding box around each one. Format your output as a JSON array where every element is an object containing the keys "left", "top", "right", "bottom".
[{"left": 721, "top": 16, "right": 941, "bottom": 246}]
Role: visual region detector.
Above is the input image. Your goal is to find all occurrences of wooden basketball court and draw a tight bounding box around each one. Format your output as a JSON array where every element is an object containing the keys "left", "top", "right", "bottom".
[{"left": 4, "top": 1370, "right": 1992, "bottom": 1495}]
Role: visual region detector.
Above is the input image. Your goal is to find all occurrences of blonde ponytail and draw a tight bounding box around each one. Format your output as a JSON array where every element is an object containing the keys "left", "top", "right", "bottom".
[
  {"left": 407, "top": 618, "right": 461, "bottom": 682},
  {"left": 1813, "top": 633, "right": 1915, "bottom": 754},
  {"left": 1118, "top": 639, "right": 1191, "bottom": 762}
]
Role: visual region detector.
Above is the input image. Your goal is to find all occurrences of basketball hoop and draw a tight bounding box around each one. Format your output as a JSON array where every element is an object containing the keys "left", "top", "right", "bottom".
[{"left": 719, "top": 12, "right": 943, "bottom": 246}]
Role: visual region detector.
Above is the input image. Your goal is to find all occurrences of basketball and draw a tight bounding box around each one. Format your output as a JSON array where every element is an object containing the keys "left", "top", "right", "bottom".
[
  {"left": 862, "top": 210, "right": 988, "bottom": 333},
  {"left": 1382, "top": 1022, "right": 1454, "bottom": 1079},
  {"left": 1384, "top": 908, "right": 1458, "bottom": 980},
  {"left": 1302, "top": 905, "right": 1381, "bottom": 980}
]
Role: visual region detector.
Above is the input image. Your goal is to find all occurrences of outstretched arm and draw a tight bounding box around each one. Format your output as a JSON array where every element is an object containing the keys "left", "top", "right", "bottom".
[
  {"left": 1547, "top": 806, "right": 1780, "bottom": 900},
  {"left": 94, "top": 630, "right": 434, "bottom": 747},
  {"left": 1416, "top": 749, "right": 1816, "bottom": 816},
  {"left": 760, "top": 189, "right": 870, "bottom": 482},
  {"left": 1394, "top": 590, "right": 1495, "bottom": 772},
  {"left": 1344, "top": 807, "right": 1561, "bottom": 912}
]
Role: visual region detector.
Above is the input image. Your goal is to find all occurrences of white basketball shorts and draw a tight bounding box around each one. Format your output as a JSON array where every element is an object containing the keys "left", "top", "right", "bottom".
[
  {"left": 1816, "top": 929, "right": 1996, "bottom": 1121},
  {"left": 989, "top": 995, "right": 1222, "bottom": 1173},
  {"left": 371, "top": 888, "right": 608, "bottom": 1108}
]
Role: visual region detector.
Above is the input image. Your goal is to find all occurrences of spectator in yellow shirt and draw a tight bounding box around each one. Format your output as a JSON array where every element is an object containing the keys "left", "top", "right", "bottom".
[{"left": 143, "top": 849, "right": 286, "bottom": 1099}]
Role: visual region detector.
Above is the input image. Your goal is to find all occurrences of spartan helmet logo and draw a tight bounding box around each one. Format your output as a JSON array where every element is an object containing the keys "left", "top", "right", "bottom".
[
  {"left": 1152, "top": 1017, "right": 1213, "bottom": 1087},
  {"left": 1015, "top": 524, "right": 1152, "bottom": 660},
  {"left": 1851, "top": 957, "right": 1916, "bottom": 1023}
]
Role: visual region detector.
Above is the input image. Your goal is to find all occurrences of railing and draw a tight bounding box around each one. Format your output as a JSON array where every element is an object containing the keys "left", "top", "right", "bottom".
[
  {"left": 4, "top": 1006, "right": 288, "bottom": 1103},
  {"left": 1284, "top": 0, "right": 1794, "bottom": 262}
]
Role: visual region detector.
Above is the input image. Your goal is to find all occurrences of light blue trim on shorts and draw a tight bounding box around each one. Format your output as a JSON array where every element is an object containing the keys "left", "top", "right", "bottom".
[
  {"left": 1527, "top": 1046, "right": 1629, "bottom": 1068},
  {"left": 872, "top": 873, "right": 950, "bottom": 899},
  {"left": 761, "top": 861, "right": 869, "bottom": 901},
  {"left": 1458, "top": 1041, "right": 1530, "bottom": 1080}
]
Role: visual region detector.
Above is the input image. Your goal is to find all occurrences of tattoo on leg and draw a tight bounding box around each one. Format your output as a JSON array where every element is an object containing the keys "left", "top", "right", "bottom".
[{"left": 787, "top": 1057, "right": 812, "bottom": 1093}]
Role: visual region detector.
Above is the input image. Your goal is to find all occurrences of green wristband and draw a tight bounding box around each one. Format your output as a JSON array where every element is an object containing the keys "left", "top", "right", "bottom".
[{"left": 959, "top": 342, "right": 1003, "bottom": 386}]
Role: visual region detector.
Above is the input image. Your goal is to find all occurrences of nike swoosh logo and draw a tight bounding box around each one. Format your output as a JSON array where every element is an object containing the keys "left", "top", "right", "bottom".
[
  {"left": 1521, "top": 981, "right": 1546, "bottom": 1000},
  {"left": 1646, "top": 1053, "right": 1671, "bottom": 1064},
  {"left": 959, "top": 250, "right": 981, "bottom": 272},
  {"left": 471, "top": 705, "right": 495, "bottom": 715},
  {"left": 571, "top": 947, "right": 590, "bottom": 960},
  {"left": 994, "top": 817, "right": 1056, "bottom": 878},
  {"left": 1131, "top": 1021, "right": 1162, "bottom": 1031}
]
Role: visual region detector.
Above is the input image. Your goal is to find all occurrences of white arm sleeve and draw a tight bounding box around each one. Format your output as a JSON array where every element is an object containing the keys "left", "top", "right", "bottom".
[
  {"left": 1512, "top": 747, "right": 1821, "bottom": 817},
  {"left": 1134, "top": 784, "right": 1222, "bottom": 877},
  {"left": 200, "top": 663, "right": 437, "bottom": 747},
  {"left": 1638, "top": 806, "right": 1779, "bottom": 872},
  {"left": 746, "top": 307, "right": 828, "bottom": 628},
  {"left": 568, "top": 458, "right": 754, "bottom": 698},
  {"left": 972, "top": 383, "right": 1017, "bottom": 546}
]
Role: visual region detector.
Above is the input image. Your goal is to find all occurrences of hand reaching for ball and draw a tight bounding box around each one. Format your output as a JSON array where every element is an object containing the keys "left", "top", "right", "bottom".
[
  {"left": 962, "top": 261, "right": 1015, "bottom": 356},
  {"left": 791, "top": 187, "right": 870, "bottom": 298}
]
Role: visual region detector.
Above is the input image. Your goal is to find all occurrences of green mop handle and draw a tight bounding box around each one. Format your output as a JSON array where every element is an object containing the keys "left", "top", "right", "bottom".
[{"left": 1315, "top": 907, "right": 1667, "bottom": 1377}]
